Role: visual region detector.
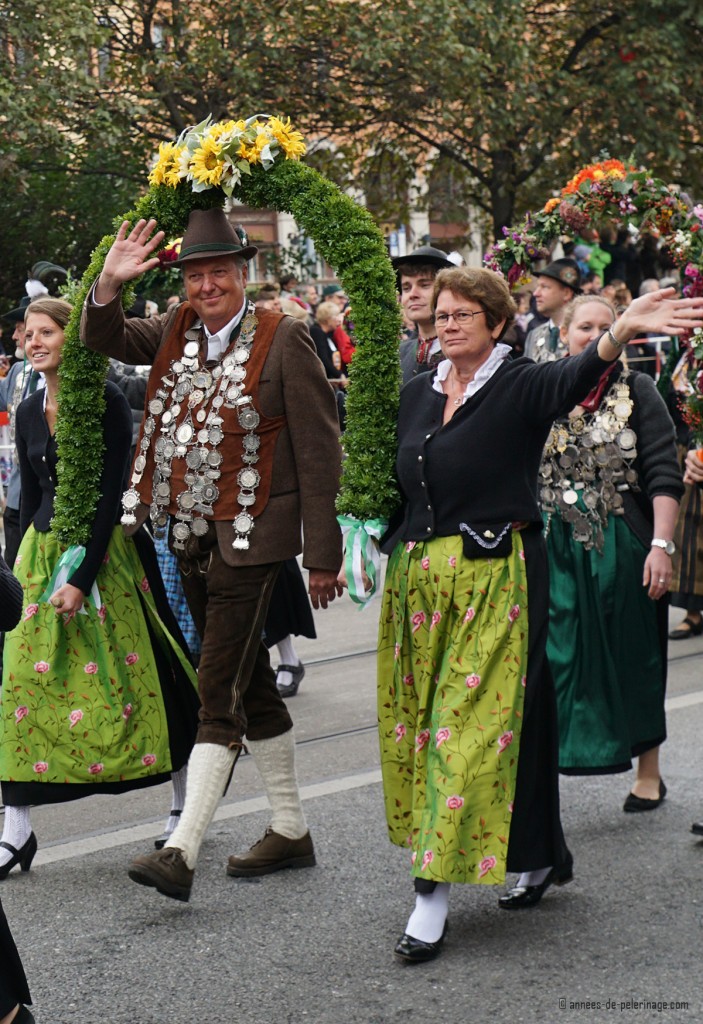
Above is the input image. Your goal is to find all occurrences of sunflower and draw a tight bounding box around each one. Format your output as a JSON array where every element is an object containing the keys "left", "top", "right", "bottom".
[
  {"left": 190, "top": 136, "right": 225, "bottom": 186},
  {"left": 165, "top": 146, "right": 189, "bottom": 187},
  {"left": 267, "top": 116, "right": 306, "bottom": 159},
  {"left": 149, "top": 142, "right": 179, "bottom": 186},
  {"left": 238, "top": 128, "right": 269, "bottom": 165}
]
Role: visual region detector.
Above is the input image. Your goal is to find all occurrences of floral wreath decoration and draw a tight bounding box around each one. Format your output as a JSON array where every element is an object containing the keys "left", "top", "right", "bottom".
[
  {"left": 483, "top": 157, "right": 703, "bottom": 434},
  {"left": 54, "top": 115, "right": 402, "bottom": 604}
]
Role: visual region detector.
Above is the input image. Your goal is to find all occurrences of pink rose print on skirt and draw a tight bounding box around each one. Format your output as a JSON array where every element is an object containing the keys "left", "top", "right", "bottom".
[
  {"left": 521, "top": 675, "right": 527, "bottom": 687},
  {"left": 519, "top": 548, "right": 526, "bottom": 561},
  {"left": 497, "top": 730, "right": 514, "bottom": 754},
  {"left": 394, "top": 723, "right": 407, "bottom": 743},
  {"left": 23, "top": 604, "right": 39, "bottom": 621},
  {"left": 478, "top": 855, "right": 497, "bottom": 879},
  {"left": 69, "top": 709, "right": 84, "bottom": 729},
  {"left": 448, "top": 555, "right": 457, "bottom": 567},
  {"left": 123, "top": 703, "right": 133, "bottom": 720},
  {"left": 142, "top": 753, "right": 157, "bottom": 767},
  {"left": 465, "top": 673, "right": 481, "bottom": 689},
  {"left": 33, "top": 761, "right": 49, "bottom": 774},
  {"left": 508, "top": 802, "right": 514, "bottom": 813},
  {"left": 421, "top": 556, "right": 430, "bottom": 570},
  {"left": 88, "top": 763, "right": 104, "bottom": 775},
  {"left": 464, "top": 606, "right": 476, "bottom": 623},
  {"left": 402, "top": 673, "right": 414, "bottom": 687},
  {"left": 411, "top": 611, "right": 426, "bottom": 634},
  {"left": 140, "top": 577, "right": 150, "bottom": 593},
  {"left": 430, "top": 610, "right": 442, "bottom": 631},
  {"left": 508, "top": 604, "right": 521, "bottom": 624},
  {"left": 405, "top": 541, "right": 416, "bottom": 552},
  {"left": 415, "top": 729, "right": 430, "bottom": 752},
  {"left": 411, "top": 851, "right": 417, "bottom": 865},
  {"left": 84, "top": 662, "right": 98, "bottom": 675},
  {"left": 394, "top": 643, "right": 401, "bottom": 661},
  {"left": 421, "top": 850, "right": 434, "bottom": 871},
  {"left": 98, "top": 604, "right": 107, "bottom": 624},
  {"left": 125, "top": 652, "right": 139, "bottom": 666},
  {"left": 33, "top": 661, "right": 50, "bottom": 674},
  {"left": 14, "top": 706, "right": 29, "bottom": 723},
  {"left": 446, "top": 795, "right": 464, "bottom": 810},
  {"left": 435, "top": 727, "right": 451, "bottom": 748}
]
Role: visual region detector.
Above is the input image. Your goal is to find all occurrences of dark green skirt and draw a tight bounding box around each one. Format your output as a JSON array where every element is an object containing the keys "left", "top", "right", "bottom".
[{"left": 546, "top": 514, "right": 666, "bottom": 774}]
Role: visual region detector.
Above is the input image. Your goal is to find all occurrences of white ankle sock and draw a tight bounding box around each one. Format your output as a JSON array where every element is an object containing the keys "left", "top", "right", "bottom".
[
  {"left": 405, "top": 883, "right": 450, "bottom": 943},
  {"left": 0, "top": 806, "right": 32, "bottom": 867},
  {"left": 516, "top": 866, "right": 552, "bottom": 888},
  {"left": 248, "top": 728, "right": 307, "bottom": 839},
  {"left": 276, "top": 636, "right": 300, "bottom": 691},
  {"left": 162, "top": 764, "right": 188, "bottom": 836},
  {"left": 166, "top": 743, "right": 235, "bottom": 869}
]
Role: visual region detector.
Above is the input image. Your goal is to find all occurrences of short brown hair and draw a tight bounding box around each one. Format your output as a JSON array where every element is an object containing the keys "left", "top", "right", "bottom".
[
  {"left": 24, "top": 296, "right": 72, "bottom": 329},
  {"left": 432, "top": 267, "right": 517, "bottom": 334},
  {"left": 399, "top": 264, "right": 441, "bottom": 284}
]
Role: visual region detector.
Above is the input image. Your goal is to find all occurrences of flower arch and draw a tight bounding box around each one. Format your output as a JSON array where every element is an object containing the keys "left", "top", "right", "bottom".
[
  {"left": 53, "top": 116, "right": 403, "bottom": 545},
  {"left": 483, "top": 159, "right": 703, "bottom": 294}
]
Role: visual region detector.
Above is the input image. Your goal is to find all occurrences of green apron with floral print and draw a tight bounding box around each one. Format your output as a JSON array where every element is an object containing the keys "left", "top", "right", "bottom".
[
  {"left": 0, "top": 526, "right": 197, "bottom": 786},
  {"left": 378, "top": 534, "right": 529, "bottom": 885}
]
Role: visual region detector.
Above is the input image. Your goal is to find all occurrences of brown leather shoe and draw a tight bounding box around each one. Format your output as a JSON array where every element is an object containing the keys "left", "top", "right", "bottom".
[
  {"left": 128, "top": 847, "right": 194, "bottom": 902},
  {"left": 226, "top": 827, "right": 316, "bottom": 877}
]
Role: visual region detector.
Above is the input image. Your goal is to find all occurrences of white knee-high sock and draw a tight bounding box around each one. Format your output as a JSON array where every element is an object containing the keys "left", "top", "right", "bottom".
[
  {"left": 166, "top": 743, "right": 235, "bottom": 868},
  {"left": 0, "top": 806, "right": 32, "bottom": 868},
  {"left": 248, "top": 728, "right": 307, "bottom": 839},
  {"left": 405, "top": 883, "right": 450, "bottom": 943}
]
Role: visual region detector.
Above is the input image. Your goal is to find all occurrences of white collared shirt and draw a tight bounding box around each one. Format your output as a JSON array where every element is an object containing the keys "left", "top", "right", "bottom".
[
  {"left": 432, "top": 343, "right": 512, "bottom": 403},
  {"left": 203, "top": 298, "right": 247, "bottom": 361}
]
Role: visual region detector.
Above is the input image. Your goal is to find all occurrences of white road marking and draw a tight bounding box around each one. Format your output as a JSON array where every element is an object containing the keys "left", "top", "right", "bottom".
[{"left": 33, "top": 769, "right": 382, "bottom": 865}]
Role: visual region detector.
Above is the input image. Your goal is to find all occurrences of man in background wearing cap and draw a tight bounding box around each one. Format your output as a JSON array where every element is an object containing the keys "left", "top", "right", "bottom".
[
  {"left": 524, "top": 257, "right": 582, "bottom": 363},
  {"left": 81, "top": 211, "right": 343, "bottom": 902},
  {"left": 393, "top": 245, "right": 460, "bottom": 384}
]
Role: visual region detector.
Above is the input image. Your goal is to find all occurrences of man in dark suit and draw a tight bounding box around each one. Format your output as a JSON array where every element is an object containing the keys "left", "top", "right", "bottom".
[
  {"left": 81, "top": 209, "right": 343, "bottom": 902},
  {"left": 394, "top": 246, "right": 459, "bottom": 384}
]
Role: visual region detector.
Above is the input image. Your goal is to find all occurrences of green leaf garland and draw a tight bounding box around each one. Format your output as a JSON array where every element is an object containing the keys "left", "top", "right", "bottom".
[{"left": 53, "top": 157, "right": 402, "bottom": 544}]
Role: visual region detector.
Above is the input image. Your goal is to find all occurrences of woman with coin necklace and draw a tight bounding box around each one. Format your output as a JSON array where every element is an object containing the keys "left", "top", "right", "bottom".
[
  {"left": 0, "top": 298, "right": 200, "bottom": 878},
  {"left": 540, "top": 294, "right": 682, "bottom": 810}
]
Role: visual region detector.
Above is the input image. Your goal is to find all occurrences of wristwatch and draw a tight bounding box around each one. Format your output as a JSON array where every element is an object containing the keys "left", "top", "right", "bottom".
[{"left": 651, "top": 538, "right": 675, "bottom": 556}]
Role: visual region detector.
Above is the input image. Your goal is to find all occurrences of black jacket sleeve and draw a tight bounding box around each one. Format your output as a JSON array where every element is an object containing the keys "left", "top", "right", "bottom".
[
  {"left": 508, "top": 341, "right": 614, "bottom": 425},
  {"left": 15, "top": 403, "right": 43, "bottom": 538}
]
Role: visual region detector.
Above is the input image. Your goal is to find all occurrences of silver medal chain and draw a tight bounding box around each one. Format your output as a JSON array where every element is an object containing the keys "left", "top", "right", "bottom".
[{"left": 121, "top": 304, "right": 263, "bottom": 550}]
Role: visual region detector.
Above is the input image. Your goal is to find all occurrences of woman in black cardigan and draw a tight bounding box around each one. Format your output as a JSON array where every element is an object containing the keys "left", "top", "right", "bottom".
[
  {"left": 378, "top": 267, "right": 703, "bottom": 963},
  {"left": 0, "top": 298, "right": 199, "bottom": 878},
  {"left": 0, "top": 556, "right": 33, "bottom": 1023}
]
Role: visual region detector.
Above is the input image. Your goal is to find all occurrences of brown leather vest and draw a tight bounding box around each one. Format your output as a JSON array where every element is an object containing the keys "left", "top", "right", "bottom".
[{"left": 132, "top": 303, "right": 285, "bottom": 522}]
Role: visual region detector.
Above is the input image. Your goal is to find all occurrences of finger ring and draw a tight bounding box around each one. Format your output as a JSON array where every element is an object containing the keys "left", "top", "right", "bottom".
[{"left": 52, "top": 597, "right": 64, "bottom": 608}]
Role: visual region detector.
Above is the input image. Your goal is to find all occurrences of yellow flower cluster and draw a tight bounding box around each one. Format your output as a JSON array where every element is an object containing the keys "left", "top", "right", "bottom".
[{"left": 148, "top": 115, "right": 307, "bottom": 194}]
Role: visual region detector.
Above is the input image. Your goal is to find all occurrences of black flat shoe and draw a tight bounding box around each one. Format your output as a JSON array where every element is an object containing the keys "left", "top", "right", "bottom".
[
  {"left": 154, "top": 809, "right": 182, "bottom": 850},
  {"left": 394, "top": 922, "right": 448, "bottom": 964},
  {"left": 692, "top": 821, "right": 703, "bottom": 837},
  {"left": 15, "top": 1006, "right": 35, "bottom": 1024},
  {"left": 669, "top": 616, "right": 703, "bottom": 639},
  {"left": 276, "top": 662, "right": 305, "bottom": 698},
  {"left": 0, "top": 832, "right": 37, "bottom": 880},
  {"left": 623, "top": 779, "right": 666, "bottom": 813},
  {"left": 498, "top": 865, "right": 574, "bottom": 910}
]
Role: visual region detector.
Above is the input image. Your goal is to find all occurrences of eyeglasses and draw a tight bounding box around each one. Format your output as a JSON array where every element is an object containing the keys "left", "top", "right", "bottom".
[{"left": 434, "top": 310, "right": 487, "bottom": 326}]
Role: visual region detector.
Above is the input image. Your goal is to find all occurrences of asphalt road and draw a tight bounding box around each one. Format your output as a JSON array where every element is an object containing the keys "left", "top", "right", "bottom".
[{"left": 3, "top": 591, "right": 703, "bottom": 1024}]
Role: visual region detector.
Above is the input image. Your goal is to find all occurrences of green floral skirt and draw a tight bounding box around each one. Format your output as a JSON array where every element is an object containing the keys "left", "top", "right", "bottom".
[
  {"left": 0, "top": 526, "right": 198, "bottom": 789},
  {"left": 378, "top": 534, "right": 529, "bottom": 885}
]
